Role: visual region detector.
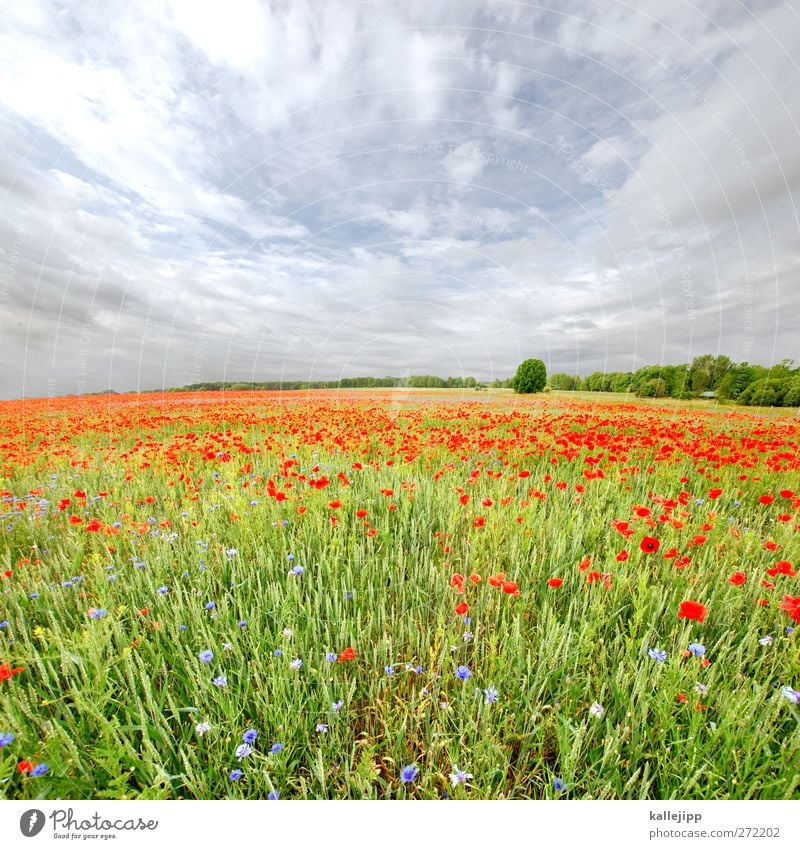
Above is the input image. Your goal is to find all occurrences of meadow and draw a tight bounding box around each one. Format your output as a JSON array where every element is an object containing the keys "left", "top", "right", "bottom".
[{"left": 0, "top": 390, "right": 798, "bottom": 800}]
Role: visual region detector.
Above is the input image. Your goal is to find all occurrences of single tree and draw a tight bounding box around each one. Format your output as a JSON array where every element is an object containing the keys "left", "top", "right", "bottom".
[{"left": 513, "top": 359, "right": 547, "bottom": 394}]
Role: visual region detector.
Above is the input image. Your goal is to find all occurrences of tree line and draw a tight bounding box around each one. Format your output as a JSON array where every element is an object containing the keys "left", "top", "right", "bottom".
[
  {"left": 549, "top": 355, "right": 800, "bottom": 407},
  {"left": 172, "top": 375, "right": 478, "bottom": 391}
]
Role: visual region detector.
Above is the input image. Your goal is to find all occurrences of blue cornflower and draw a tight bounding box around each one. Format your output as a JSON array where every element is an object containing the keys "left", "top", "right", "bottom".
[
  {"left": 179, "top": 624, "right": 187, "bottom": 631},
  {"left": 198, "top": 650, "right": 214, "bottom": 663},
  {"left": 400, "top": 764, "right": 419, "bottom": 784},
  {"left": 344, "top": 592, "right": 353, "bottom": 600},
  {"left": 273, "top": 649, "right": 283, "bottom": 657},
  {"left": 267, "top": 790, "right": 280, "bottom": 800},
  {"left": 316, "top": 723, "right": 328, "bottom": 734},
  {"left": 225, "top": 548, "right": 238, "bottom": 559},
  {"left": 89, "top": 608, "right": 107, "bottom": 620},
  {"left": 455, "top": 665, "right": 471, "bottom": 681},
  {"left": 238, "top": 620, "right": 247, "bottom": 628},
  {"left": 29, "top": 593, "right": 39, "bottom": 600},
  {"left": 30, "top": 763, "right": 49, "bottom": 777},
  {"left": 384, "top": 665, "right": 395, "bottom": 676},
  {"left": 332, "top": 700, "right": 343, "bottom": 713},
  {"left": 0, "top": 620, "right": 9, "bottom": 628},
  {"left": 648, "top": 648, "right": 668, "bottom": 663},
  {"left": 553, "top": 777, "right": 568, "bottom": 793},
  {"left": 687, "top": 642, "right": 706, "bottom": 657},
  {"left": 0, "top": 732, "right": 14, "bottom": 747},
  {"left": 212, "top": 675, "right": 228, "bottom": 687},
  {"left": 289, "top": 565, "right": 304, "bottom": 576},
  {"left": 270, "top": 742, "right": 284, "bottom": 754},
  {"left": 289, "top": 658, "right": 302, "bottom": 670},
  {"left": 483, "top": 687, "right": 499, "bottom": 704},
  {"left": 157, "top": 586, "right": 169, "bottom": 595},
  {"left": 287, "top": 554, "right": 295, "bottom": 561},
  {"left": 235, "top": 744, "right": 253, "bottom": 760},
  {"left": 204, "top": 601, "right": 216, "bottom": 610},
  {"left": 242, "top": 729, "right": 258, "bottom": 744},
  {"left": 325, "top": 652, "right": 338, "bottom": 662},
  {"left": 228, "top": 769, "right": 243, "bottom": 782}
]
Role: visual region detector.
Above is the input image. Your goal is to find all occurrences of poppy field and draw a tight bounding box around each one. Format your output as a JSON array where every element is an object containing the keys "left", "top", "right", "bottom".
[{"left": 0, "top": 390, "right": 799, "bottom": 800}]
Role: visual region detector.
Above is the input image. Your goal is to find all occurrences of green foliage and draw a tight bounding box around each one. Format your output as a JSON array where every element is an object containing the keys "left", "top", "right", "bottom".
[
  {"left": 549, "top": 373, "right": 581, "bottom": 391},
  {"left": 512, "top": 359, "right": 547, "bottom": 394}
]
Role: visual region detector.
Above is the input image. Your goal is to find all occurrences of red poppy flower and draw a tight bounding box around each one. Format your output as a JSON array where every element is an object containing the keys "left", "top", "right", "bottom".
[
  {"left": 547, "top": 577, "right": 563, "bottom": 588},
  {"left": 449, "top": 573, "right": 465, "bottom": 587},
  {"left": 728, "top": 571, "right": 746, "bottom": 586},
  {"left": 338, "top": 647, "right": 356, "bottom": 662},
  {"left": 468, "top": 573, "right": 481, "bottom": 584},
  {"left": 759, "top": 494, "right": 774, "bottom": 505},
  {"left": 473, "top": 516, "right": 485, "bottom": 528},
  {"left": 779, "top": 594, "right": 800, "bottom": 623},
  {"left": 0, "top": 663, "right": 24, "bottom": 682},
  {"left": 17, "top": 760, "right": 33, "bottom": 773},
  {"left": 487, "top": 573, "right": 504, "bottom": 588},
  {"left": 328, "top": 500, "right": 343, "bottom": 509},
  {"left": 455, "top": 602, "right": 469, "bottom": 616},
  {"left": 355, "top": 509, "right": 368, "bottom": 518},
  {"left": 587, "top": 571, "right": 601, "bottom": 584},
  {"left": 708, "top": 488, "right": 723, "bottom": 499},
  {"left": 616, "top": 550, "right": 629, "bottom": 562},
  {"left": 779, "top": 489, "right": 795, "bottom": 499},
  {"left": 578, "top": 556, "right": 591, "bottom": 572},
  {"left": 677, "top": 600, "right": 707, "bottom": 623},
  {"left": 459, "top": 494, "right": 469, "bottom": 505},
  {"left": 640, "top": 536, "right": 660, "bottom": 554},
  {"left": 501, "top": 580, "right": 519, "bottom": 595}
]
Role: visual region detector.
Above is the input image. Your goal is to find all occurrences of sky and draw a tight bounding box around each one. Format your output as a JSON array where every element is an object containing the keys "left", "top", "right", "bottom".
[{"left": 0, "top": 0, "right": 798, "bottom": 399}]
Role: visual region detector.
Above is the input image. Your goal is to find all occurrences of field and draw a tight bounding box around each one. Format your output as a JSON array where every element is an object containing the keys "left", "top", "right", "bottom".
[{"left": 1, "top": 390, "right": 799, "bottom": 800}]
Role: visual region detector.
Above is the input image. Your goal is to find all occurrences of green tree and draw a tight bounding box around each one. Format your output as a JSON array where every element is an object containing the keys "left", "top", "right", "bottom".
[{"left": 512, "top": 359, "right": 547, "bottom": 394}]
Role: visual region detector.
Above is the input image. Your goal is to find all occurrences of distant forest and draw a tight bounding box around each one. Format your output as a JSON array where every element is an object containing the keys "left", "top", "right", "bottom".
[
  {"left": 95, "top": 354, "right": 798, "bottom": 408},
  {"left": 548, "top": 354, "right": 800, "bottom": 408}
]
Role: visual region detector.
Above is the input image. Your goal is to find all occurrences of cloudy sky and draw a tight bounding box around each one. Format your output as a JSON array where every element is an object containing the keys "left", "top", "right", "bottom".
[{"left": 0, "top": 0, "right": 798, "bottom": 398}]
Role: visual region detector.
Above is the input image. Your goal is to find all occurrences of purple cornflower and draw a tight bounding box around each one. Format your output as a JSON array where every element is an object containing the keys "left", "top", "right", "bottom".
[
  {"left": 325, "top": 652, "right": 338, "bottom": 662},
  {"left": 195, "top": 722, "right": 211, "bottom": 736},
  {"left": 455, "top": 665, "right": 471, "bottom": 681},
  {"left": 400, "top": 764, "right": 419, "bottom": 784},
  {"left": 553, "top": 777, "right": 567, "bottom": 793},
  {"left": 288, "top": 565, "right": 304, "bottom": 576},
  {"left": 242, "top": 729, "right": 258, "bottom": 744},
  {"left": 229, "top": 768, "right": 243, "bottom": 781},
  {"left": 273, "top": 649, "right": 282, "bottom": 657},
  {"left": 30, "top": 763, "right": 49, "bottom": 777},
  {"left": 316, "top": 723, "right": 328, "bottom": 734},
  {"left": 449, "top": 767, "right": 473, "bottom": 787},
  {"left": 0, "top": 732, "right": 14, "bottom": 747},
  {"left": 267, "top": 790, "right": 280, "bottom": 799},
  {"left": 289, "top": 658, "right": 302, "bottom": 671},
  {"left": 270, "top": 742, "right": 284, "bottom": 754},
  {"left": 157, "top": 586, "right": 169, "bottom": 595},
  {"left": 648, "top": 648, "right": 668, "bottom": 663},
  {"left": 687, "top": 642, "right": 706, "bottom": 657},
  {"left": 238, "top": 620, "right": 247, "bottom": 628},
  {"left": 204, "top": 601, "right": 216, "bottom": 610},
  {"left": 384, "top": 665, "right": 395, "bottom": 676},
  {"left": 212, "top": 675, "right": 228, "bottom": 687},
  {"left": 781, "top": 686, "right": 800, "bottom": 704},
  {"left": 235, "top": 743, "right": 252, "bottom": 760},
  {"left": 483, "top": 687, "right": 499, "bottom": 704},
  {"left": 88, "top": 608, "right": 107, "bottom": 620},
  {"left": 332, "top": 700, "right": 343, "bottom": 713},
  {"left": 198, "top": 650, "right": 214, "bottom": 663}
]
